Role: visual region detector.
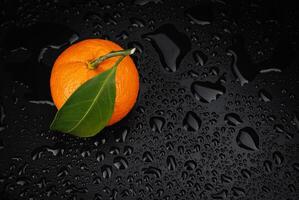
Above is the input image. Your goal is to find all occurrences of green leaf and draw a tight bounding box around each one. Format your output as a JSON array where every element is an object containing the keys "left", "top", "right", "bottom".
[{"left": 50, "top": 66, "right": 117, "bottom": 137}]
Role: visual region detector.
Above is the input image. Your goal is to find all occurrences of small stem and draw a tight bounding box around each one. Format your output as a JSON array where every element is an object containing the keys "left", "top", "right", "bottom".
[{"left": 88, "top": 48, "right": 136, "bottom": 70}]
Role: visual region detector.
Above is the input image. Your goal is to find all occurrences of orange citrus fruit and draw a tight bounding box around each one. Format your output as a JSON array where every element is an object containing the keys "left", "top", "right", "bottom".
[{"left": 50, "top": 39, "right": 139, "bottom": 125}]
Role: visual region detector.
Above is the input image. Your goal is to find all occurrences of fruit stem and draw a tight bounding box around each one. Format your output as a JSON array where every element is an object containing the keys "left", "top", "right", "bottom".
[{"left": 88, "top": 48, "right": 136, "bottom": 70}]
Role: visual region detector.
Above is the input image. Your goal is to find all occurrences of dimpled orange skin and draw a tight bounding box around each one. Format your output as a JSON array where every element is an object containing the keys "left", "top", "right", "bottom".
[{"left": 50, "top": 39, "right": 139, "bottom": 126}]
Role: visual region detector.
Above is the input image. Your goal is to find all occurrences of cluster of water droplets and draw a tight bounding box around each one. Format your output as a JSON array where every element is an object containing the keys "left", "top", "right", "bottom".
[{"left": 0, "top": 0, "right": 298, "bottom": 199}]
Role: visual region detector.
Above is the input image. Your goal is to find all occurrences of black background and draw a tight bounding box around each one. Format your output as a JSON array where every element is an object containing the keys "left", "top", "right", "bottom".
[{"left": 0, "top": 0, "right": 299, "bottom": 199}]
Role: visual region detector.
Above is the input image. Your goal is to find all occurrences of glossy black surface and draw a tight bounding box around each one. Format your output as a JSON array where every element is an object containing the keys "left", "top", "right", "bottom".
[{"left": 0, "top": 0, "right": 299, "bottom": 199}]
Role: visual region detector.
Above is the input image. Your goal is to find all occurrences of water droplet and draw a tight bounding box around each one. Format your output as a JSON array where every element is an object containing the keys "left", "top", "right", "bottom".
[
  {"left": 150, "top": 116, "right": 165, "bottom": 133},
  {"left": 115, "top": 127, "right": 129, "bottom": 143},
  {"left": 292, "top": 163, "right": 299, "bottom": 172},
  {"left": 185, "top": 3, "right": 214, "bottom": 25},
  {"left": 211, "top": 189, "right": 228, "bottom": 199},
  {"left": 113, "top": 156, "right": 129, "bottom": 170},
  {"left": 142, "top": 151, "right": 154, "bottom": 162},
  {"left": 241, "top": 169, "right": 251, "bottom": 178},
  {"left": 124, "top": 146, "right": 133, "bottom": 156},
  {"left": 142, "top": 166, "right": 161, "bottom": 178},
  {"left": 191, "top": 81, "right": 226, "bottom": 103},
  {"left": 259, "top": 89, "right": 272, "bottom": 102},
  {"left": 96, "top": 152, "right": 105, "bottom": 162},
  {"left": 232, "top": 187, "right": 245, "bottom": 197},
  {"left": 57, "top": 166, "right": 69, "bottom": 178},
  {"left": 109, "top": 146, "right": 120, "bottom": 155},
  {"left": 227, "top": 50, "right": 249, "bottom": 86},
  {"left": 224, "top": 113, "right": 243, "bottom": 126},
  {"left": 143, "top": 24, "right": 191, "bottom": 72},
  {"left": 220, "top": 174, "right": 232, "bottom": 183},
  {"left": 193, "top": 50, "right": 208, "bottom": 66},
  {"left": 264, "top": 160, "right": 272, "bottom": 172},
  {"left": 183, "top": 111, "right": 201, "bottom": 131},
  {"left": 166, "top": 156, "right": 177, "bottom": 171},
  {"left": 184, "top": 160, "right": 197, "bottom": 170},
  {"left": 273, "top": 151, "right": 284, "bottom": 165},
  {"left": 31, "top": 145, "right": 64, "bottom": 160},
  {"left": 130, "top": 18, "right": 145, "bottom": 28},
  {"left": 236, "top": 127, "right": 259, "bottom": 151},
  {"left": 101, "top": 165, "right": 113, "bottom": 179}
]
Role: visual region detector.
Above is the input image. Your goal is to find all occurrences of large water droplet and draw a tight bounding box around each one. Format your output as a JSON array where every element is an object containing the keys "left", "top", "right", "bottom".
[
  {"left": 236, "top": 127, "right": 259, "bottom": 151},
  {"left": 191, "top": 81, "right": 226, "bottom": 103},
  {"left": 224, "top": 113, "right": 243, "bottom": 126},
  {"left": 149, "top": 116, "right": 165, "bottom": 133},
  {"left": 143, "top": 24, "right": 191, "bottom": 72},
  {"left": 166, "top": 155, "right": 177, "bottom": 171},
  {"left": 185, "top": 3, "right": 214, "bottom": 25},
  {"left": 183, "top": 111, "right": 201, "bottom": 131}
]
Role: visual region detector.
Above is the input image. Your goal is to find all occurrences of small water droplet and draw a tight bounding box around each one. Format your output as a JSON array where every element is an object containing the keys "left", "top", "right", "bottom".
[
  {"left": 259, "top": 89, "right": 272, "bottom": 102},
  {"left": 183, "top": 111, "right": 201, "bottom": 131},
  {"left": 193, "top": 50, "right": 208, "bottom": 66},
  {"left": 232, "top": 187, "right": 245, "bottom": 197},
  {"left": 142, "top": 151, "right": 154, "bottom": 162},
  {"left": 115, "top": 127, "right": 129, "bottom": 143},
  {"left": 224, "top": 113, "right": 243, "bottom": 126},
  {"left": 292, "top": 163, "right": 299, "bottom": 172},
  {"left": 184, "top": 160, "right": 197, "bottom": 170},
  {"left": 150, "top": 116, "right": 165, "bottom": 133},
  {"left": 191, "top": 81, "right": 226, "bottom": 103},
  {"left": 220, "top": 174, "right": 232, "bottom": 183},
  {"left": 113, "top": 156, "right": 129, "bottom": 170},
  {"left": 211, "top": 189, "right": 228, "bottom": 199},
  {"left": 130, "top": 18, "right": 145, "bottom": 28},
  {"left": 143, "top": 24, "right": 191, "bottom": 72},
  {"left": 101, "top": 165, "right": 113, "bottom": 179},
  {"left": 185, "top": 3, "right": 214, "bottom": 25},
  {"left": 273, "top": 151, "right": 284, "bottom": 165},
  {"left": 241, "top": 169, "right": 251, "bottom": 178},
  {"left": 264, "top": 160, "right": 272, "bottom": 172},
  {"left": 96, "top": 152, "right": 105, "bottom": 162},
  {"left": 142, "top": 166, "right": 161, "bottom": 178},
  {"left": 166, "top": 155, "right": 177, "bottom": 171},
  {"left": 236, "top": 127, "right": 259, "bottom": 151}
]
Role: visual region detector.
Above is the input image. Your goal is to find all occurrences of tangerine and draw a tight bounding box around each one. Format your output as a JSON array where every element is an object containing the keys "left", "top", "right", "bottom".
[{"left": 50, "top": 39, "right": 139, "bottom": 125}]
